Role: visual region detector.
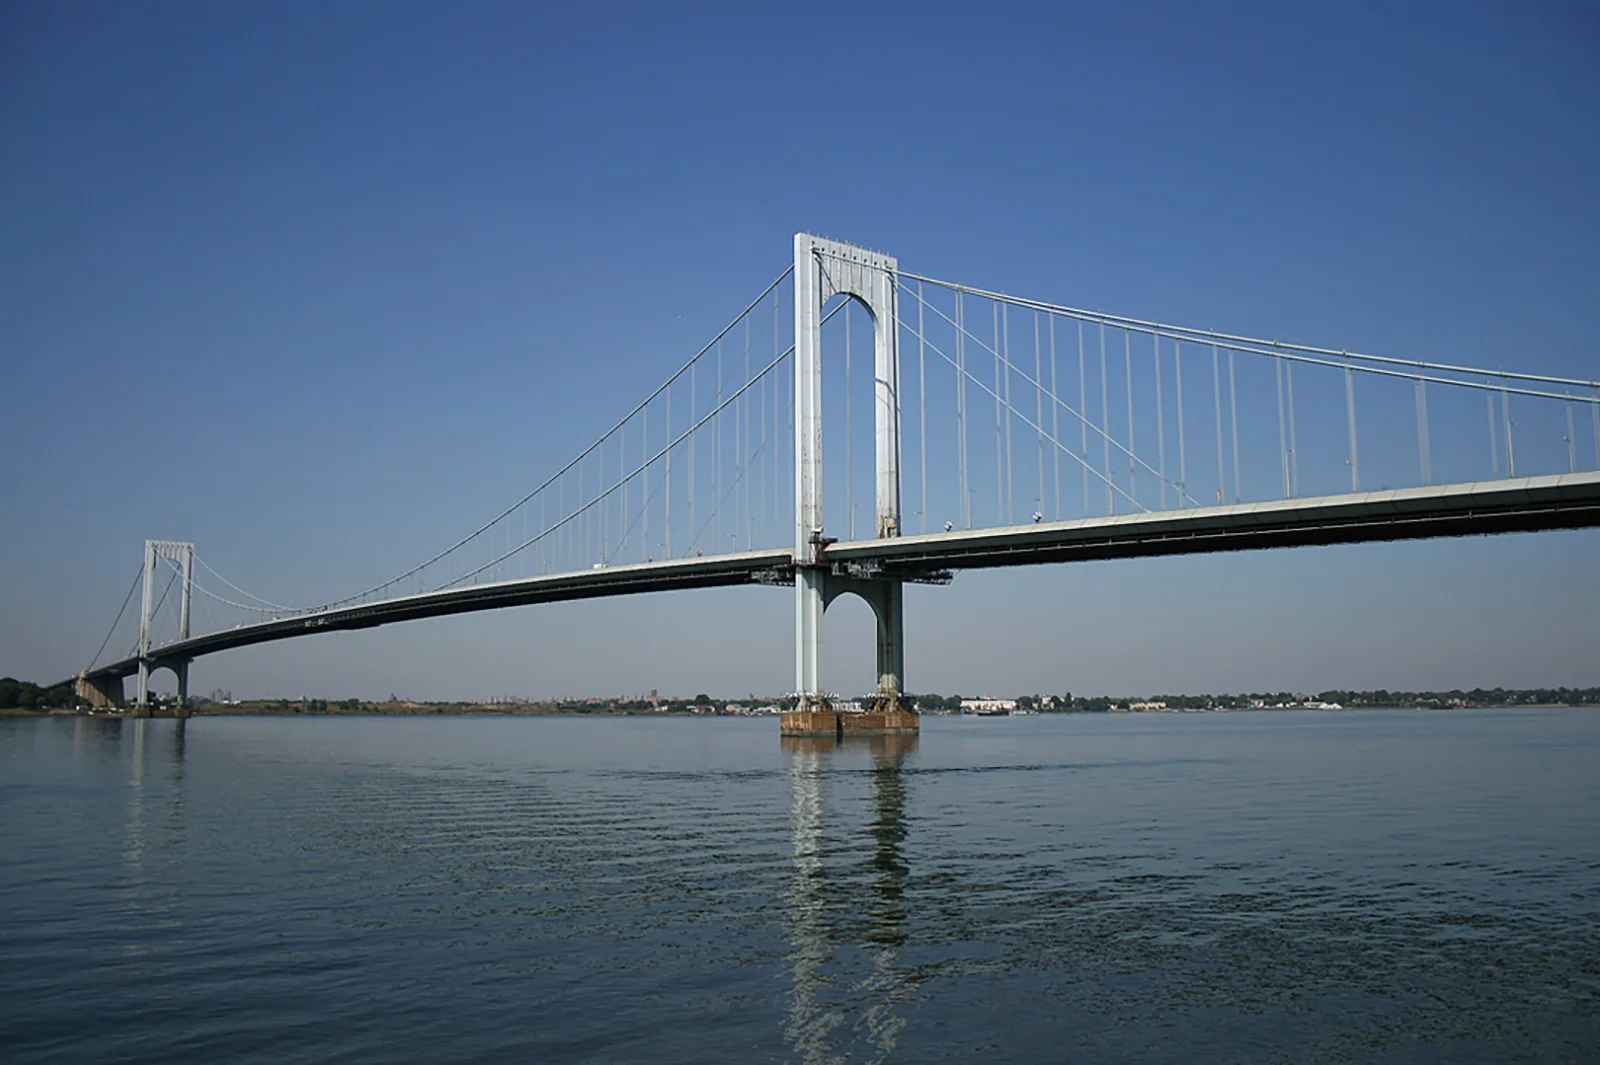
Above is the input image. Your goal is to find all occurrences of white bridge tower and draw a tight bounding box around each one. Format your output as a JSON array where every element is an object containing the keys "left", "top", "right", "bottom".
[{"left": 792, "top": 234, "right": 910, "bottom": 720}]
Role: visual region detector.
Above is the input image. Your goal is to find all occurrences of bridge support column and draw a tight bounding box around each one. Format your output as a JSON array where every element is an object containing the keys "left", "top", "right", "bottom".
[
  {"left": 174, "top": 662, "right": 190, "bottom": 718},
  {"left": 136, "top": 659, "right": 152, "bottom": 713},
  {"left": 783, "top": 569, "right": 916, "bottom": 735},
  {"left": 823, "top": 573, "right": 911, "bottom": 717},
  {"left": 75, "top": 671, "right": 124, "bottom": 710},
  {"left": 790, "top": 234, "right": 910, "bottom": 728},
  {"left": 136, "top": 539, "right": 194, "bottom": 714},
  {"left": 794, "top": 568, "right": 826, "bottom": 710}
]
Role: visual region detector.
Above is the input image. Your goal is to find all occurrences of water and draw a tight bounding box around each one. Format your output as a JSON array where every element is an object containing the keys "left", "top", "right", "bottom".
[{"left": 2, "top": 710, "right": 1597, "bottom": 1063}]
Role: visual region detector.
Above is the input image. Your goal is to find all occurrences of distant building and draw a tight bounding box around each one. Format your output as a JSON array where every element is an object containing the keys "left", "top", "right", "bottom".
[
  {"left": 1128, "top": 701, "right": 1168, "bottom": 711},
  {"left": 960, "top": 697, "right": 1017, "bottom": 713}
]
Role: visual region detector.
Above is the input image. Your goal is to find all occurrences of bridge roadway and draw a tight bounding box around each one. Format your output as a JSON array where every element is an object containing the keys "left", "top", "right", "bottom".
[{"left": 78, "top": 471, "right": 1600, "bottom": 686}]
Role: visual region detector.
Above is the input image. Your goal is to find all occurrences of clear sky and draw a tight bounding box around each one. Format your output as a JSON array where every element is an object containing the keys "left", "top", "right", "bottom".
[{"left": 2, "top": 1, "right": 1597, "bottom": 701}]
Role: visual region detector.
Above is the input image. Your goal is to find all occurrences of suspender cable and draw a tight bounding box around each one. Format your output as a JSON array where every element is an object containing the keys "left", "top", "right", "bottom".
[
  {"left": 1050, "top": 315, "right": 1061, "bottom": 520},
  {"left": 899, "top": 312, "right": 1146, "bottom": 514},
  {"left": 1593, "top": 387, "right": 1600, "bottom": 470},
  {"left": 1126, "top": 329, "right": 1136, "bottom": 507},
  {"left": 902, "top": 283, "right": 1189, "bottom": 508},
  {"left": 1212, "top": 343, "right": 1225, "bottom": 505},
  {"left": 742, "top": 318, "right": 749, "bottom": 549},
  {"left": 720, "top": 337, "right": 726, "bottom": 546},
  {"left": 758, "top": 364, "right": 766, "bottom": 546},
  {"left": 1079, "top": 320, "right": 1088, "bottom": 517},
  {"left": 958, "top": 291, "right": 970, "bottom": 528},
  {"left": 1487, "top": 390, "right": 1499, "bottom": 479},
  {"left": 1035, "top": 312, "right": 1045, "bottom": 520},
  {"left": 1501, "top": 377, "right": 1516, "bottom": 478},
  {"left": 665, "top": 383, "right": 672, "bottom": 559},
  {"left": 770, "top": 345, "right": 777, "bottom": 545},
  {"left": 998, "top": 302, "right": 1011, "bottom": 521},
  {"left": 1175, "top": 340, "right": 1187, "bottom": 508},
  {"left": 985, "top": 299, "right": 998, "bottom": 521},
  {"left": 1415, "top": 374, "right": 1430, "bottom": 486},
  {"left": 1286, "top": 360, "right": 1299, "bottom": 497},
  {"left": 1004, "top": 302, "right": 1017, "bottom": 521},
  {"left": 920, "top": 281, "right": 929, "bottom": 533},
  {"left": 1155, "top": 334, "right": 1167, "bottom": 509},
  {"left": 689, "top": 362, "right": 696, "bottom": 556},
  {"left": 1100, "top": 322, "right": 1111, "bottom": 515},
  {"left": 1228, "top": 350, "right": 1241, "bottom": 504},
  {"left": 1567, "top": 402, "right": 1577, "bottom": 474},
  {"left": 1277, "top": 357, "right": 1290, "bottom": 499},
  {"left": 1345, "top": 357, "right": 1359, "bottom": 491}
]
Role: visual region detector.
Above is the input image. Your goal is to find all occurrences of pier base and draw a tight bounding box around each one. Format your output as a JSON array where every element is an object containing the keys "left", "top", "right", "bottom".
[
  {"left": 75, "top": 672, "right": 124, "bottom": 710},
  {"left": 781, "top": 708, "right": 919, "bottom": 737},
  {"left": 843, "top": 707, "right": 919, "bottom": 733},
  {"left": 781, "top": 710, "right": 842, "bottom": 737}
]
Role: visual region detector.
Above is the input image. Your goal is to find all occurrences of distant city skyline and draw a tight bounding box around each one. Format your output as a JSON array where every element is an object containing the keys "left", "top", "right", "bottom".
[{"left": 2, "top": 2, "right": 1597, "bottom": 699}]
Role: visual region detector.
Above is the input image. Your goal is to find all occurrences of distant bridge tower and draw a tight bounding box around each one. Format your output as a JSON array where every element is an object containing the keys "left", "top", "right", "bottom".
[
  {"left": 792, "top": 234, "right": 911, "bottom": 724},
  {"left": 136, "top": 539, "right": 195, "bottom": 715}
]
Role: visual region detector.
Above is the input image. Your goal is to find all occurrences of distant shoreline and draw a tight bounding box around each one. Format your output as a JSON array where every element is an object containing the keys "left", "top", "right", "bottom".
[{"left": 6, "top": 703, "right": 1594, "bottom": 721}]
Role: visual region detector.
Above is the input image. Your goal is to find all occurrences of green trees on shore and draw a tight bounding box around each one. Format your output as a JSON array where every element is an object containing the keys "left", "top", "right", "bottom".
[
  {"left": 0, "top": 678, "right": 73, "bottom": 709},
  {"left": 944, "top": 688, "right": 1600, "bottom": 711}
]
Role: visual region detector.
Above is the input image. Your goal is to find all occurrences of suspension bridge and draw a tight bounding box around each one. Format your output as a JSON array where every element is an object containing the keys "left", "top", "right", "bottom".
[{"left": 71, "top": 235, "right": 1600, "bottom": 727}]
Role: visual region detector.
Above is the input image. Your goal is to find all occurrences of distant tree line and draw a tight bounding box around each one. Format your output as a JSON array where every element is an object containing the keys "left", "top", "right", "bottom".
[
  {"left": 914, "top": 688, "right": 1600, "bottom": 711},
  {"left": 5, "top": 680, "right": 1595, "bottom": 713},
  {"left": 0, "top": 678, "right": 73, "bottom": 709},
  {"left": 1313, "top": 688, "right": 1600, "bottom": 709}
]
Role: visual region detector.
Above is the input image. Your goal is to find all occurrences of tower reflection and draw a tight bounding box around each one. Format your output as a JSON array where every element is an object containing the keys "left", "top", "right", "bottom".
[
  {"left": 115, "top": 718, "right": 187, "bottom": 874},
  {"left": 783, "top": 732, "right": 918, "bottom": 1063}
]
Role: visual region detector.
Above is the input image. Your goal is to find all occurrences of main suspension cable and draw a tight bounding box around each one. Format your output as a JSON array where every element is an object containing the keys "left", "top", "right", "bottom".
[
  {"left": 87, "top": 565, "right": 143, "bottom": 669},
  {"left": 317, "top": 267, "right": 795, "bottom": 609},
  {"left": 901, "top": 269, "right": 1598, "bottom": 391}
]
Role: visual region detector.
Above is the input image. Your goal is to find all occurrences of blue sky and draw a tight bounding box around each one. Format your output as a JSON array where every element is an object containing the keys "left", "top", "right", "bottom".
[{"left": 2, "top": 1, "right": 1597, "bottom": 700}]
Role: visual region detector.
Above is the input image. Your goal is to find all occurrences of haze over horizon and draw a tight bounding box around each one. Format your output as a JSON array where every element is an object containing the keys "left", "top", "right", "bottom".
[{"left": 3, "top": 1, "right": 1597, "bottom": 701}]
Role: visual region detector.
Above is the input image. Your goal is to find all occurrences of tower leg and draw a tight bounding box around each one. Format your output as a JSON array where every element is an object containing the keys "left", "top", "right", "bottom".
[
  {"left": 873, "top": 580, "right": 904, "bottom": 704},
  {"left": 175, "top": 662, "right": 190, "bottom": 718},
  {"left": 794, "top": 569, "right": 827, "bottom": 713},
  {"left": 136, "top": 660, "right": 151, "bottom": 715}
]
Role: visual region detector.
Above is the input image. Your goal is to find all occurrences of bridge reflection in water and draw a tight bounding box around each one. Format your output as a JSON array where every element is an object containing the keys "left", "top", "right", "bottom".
[{"left": 783, "top": 732, "right": 919, "bottom": 1064}]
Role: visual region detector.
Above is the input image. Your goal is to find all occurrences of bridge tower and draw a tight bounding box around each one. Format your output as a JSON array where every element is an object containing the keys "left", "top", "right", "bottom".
[
  {"left": 790, "top": 234, "right": 914, "bottom": 732},
  {"left": 135, "top": 539, "right": 194, "bottom": 716}
]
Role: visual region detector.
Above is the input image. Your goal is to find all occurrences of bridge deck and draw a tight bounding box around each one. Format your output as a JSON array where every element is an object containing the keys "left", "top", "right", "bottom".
[
  {"left": 836, "top": 471, "right": 1600, "bottom": 573},
  {"left": 84, "top": 549, "right": 793, "bottom": 682},
  {"left": 80, "top": 471, "right": 1600, "bottom": 684}
]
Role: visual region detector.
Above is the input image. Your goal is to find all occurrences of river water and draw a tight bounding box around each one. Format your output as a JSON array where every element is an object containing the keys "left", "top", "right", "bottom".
[{"left": 2, "top": 709, "right": 1596, "bottom": 1063}]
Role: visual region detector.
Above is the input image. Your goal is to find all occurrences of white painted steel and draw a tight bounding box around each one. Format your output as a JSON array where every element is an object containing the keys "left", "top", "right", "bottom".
[{"left": 792, "top": 234, "right": 903, "bottom": 707}]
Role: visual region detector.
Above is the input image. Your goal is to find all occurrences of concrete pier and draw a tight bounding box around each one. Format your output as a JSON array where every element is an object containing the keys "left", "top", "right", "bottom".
[
  {"left": 780, "top": 708, "right": 919, "bottom": 737},
  {"left": 781, "top": 731, "right": 919, "bottom": 758},
  {"left": 75, "top": 671, "right": 125, "bottom": 710},
  {"left": 843, "top": 707, "right": 919, "bottom": 733}
]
